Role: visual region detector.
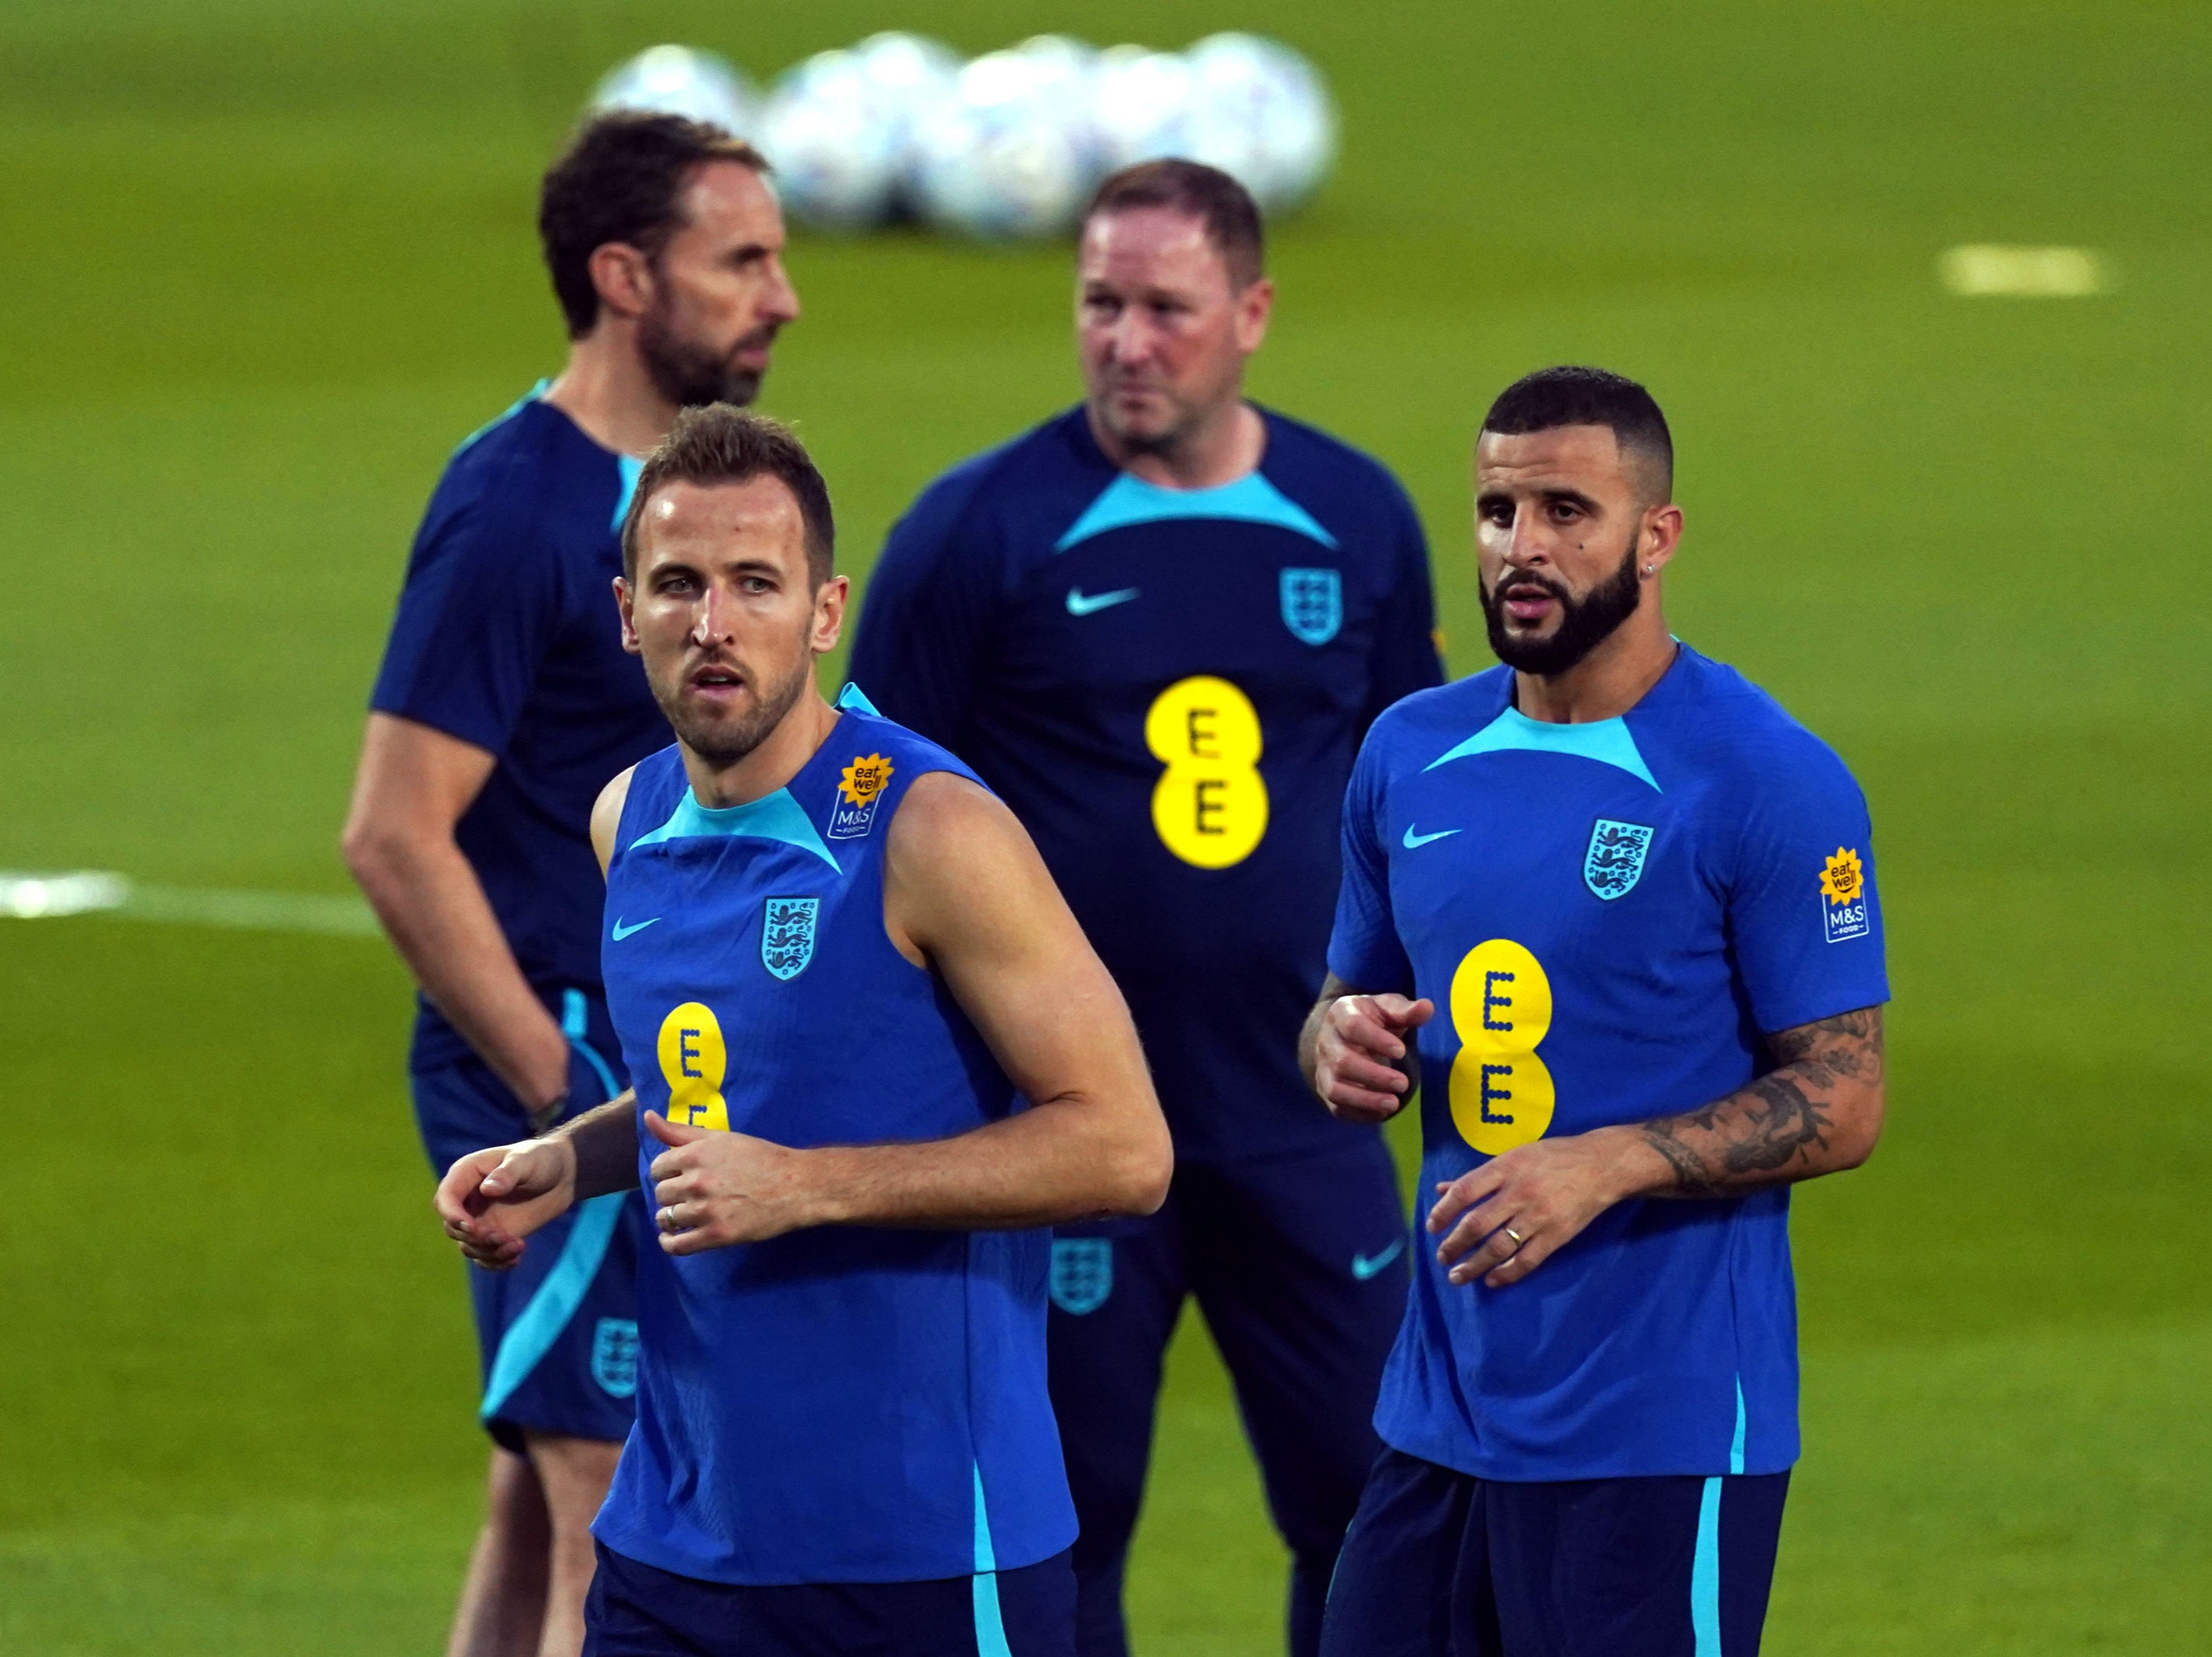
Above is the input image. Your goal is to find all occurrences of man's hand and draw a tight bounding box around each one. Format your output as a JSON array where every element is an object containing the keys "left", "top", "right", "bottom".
[
  {"left": 436, "top": 1137, "right": 579, "bottom": 1270},
  {"left": 1427, "top": 1127, "right": 1643, "bottom": 1288},
  {"left": 645, "top": 1113, "right": 828, "bottom": 1255},
  {"left": 1313, "top": 994, "right": 1435, "bottom": 1123}
]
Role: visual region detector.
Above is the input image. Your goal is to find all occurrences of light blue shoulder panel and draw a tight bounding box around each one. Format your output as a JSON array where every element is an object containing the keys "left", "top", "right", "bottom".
[
  {"left": 628, "top": 786, "right": 842, "bottom": 872},
  {"left": 610, "top": 453, "right": 644, "bottom": 531},
  {"left": 453, "top": 378, "right": 552, "bottom": 459},
  {"left": 836, "top": 681, "right": 882, "bottom": 715},
  {"left": 1055, "top": 470, "right": 1338, "bottom": 552},
  {"left": 1423, "top": 706, "right": 1660, "bottom": 792}
]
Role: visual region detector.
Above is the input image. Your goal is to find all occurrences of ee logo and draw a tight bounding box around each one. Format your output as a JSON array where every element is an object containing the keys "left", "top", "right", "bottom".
[
  {"left": 657, "top": 1002, "right": 729, "bottom": 1131},
  {"left": 1145, "top": 676, "right": 1267, "bottom": 868},
  {"left": 1447, "top": 939, "right": 1556, "bottom": 1155}
]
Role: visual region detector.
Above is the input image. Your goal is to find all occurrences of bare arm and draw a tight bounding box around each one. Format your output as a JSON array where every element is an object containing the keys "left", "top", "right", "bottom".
[
  {"left": 1630, "top": 1006, "right": 1886, "bottom": 1197},
  {"left": 430, "top": 767, "right": 647, "bottom": 1271},
  {"left": 1428, "top": 1006, "right": 1886, "bottom": 1289},
  {"left": 645, "top": 771, "right": 1172, "bottom": 1254},
  {"left": 342, "top": 712, "right": 569, "bottom": 1120}
]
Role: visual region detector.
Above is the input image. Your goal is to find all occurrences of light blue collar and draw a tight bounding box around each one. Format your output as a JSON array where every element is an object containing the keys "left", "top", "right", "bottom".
[
  {"left": 1056, "top": 469, "right": 1337, "bottom": 553},
  {"left": 628, "top": 784, "right": 842, "bottom": 870},
  {"left": 1424, "top": 705, "right": 1660, "bottom": 791}
]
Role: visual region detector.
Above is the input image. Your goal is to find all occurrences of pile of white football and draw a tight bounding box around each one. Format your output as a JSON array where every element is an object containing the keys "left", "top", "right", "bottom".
[{"left": 588, "top": 33, "right": 1338, "bottom": 241}]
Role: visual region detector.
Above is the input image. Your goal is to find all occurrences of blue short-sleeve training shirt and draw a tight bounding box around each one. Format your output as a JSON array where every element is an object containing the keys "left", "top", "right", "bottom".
[
  {"left": 1328, "top": 645, "right": 1889, "bottom": 1480},
  {"left": 849, "top": 405, "right": 1443, "bottom": 1166},
  {"left": 370, "top": 388, "right": 666, "bottom": 1069}
]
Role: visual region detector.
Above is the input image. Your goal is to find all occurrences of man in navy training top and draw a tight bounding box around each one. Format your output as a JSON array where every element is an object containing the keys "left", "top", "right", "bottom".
[
  {"left": 849, "top": 158, "right": 1445, "bottom": 1657},
  {"left": 1304, "top": 366, "right": 1889, "bottom": 1657},
  {"left": 435, "top": 405, "right": 1174, "bottom": 1657},
  {"left": 343, "top": 115, "right": 799, "bottom": 1657}
]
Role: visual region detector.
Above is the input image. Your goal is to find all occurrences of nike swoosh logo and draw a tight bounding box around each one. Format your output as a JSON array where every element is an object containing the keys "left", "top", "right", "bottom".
[
  {"left": 1403, "top": 825, "right": 1460, "bottom": 849},
  {"left": 1066, "top": 586, "right": 1140, "bottom": 616},
  {"left": 610, "top": 916, "right": 661, "bottom": 941},
  {"left": 1353, "top": 1237, "right": 1406, "bottom": 1280}
]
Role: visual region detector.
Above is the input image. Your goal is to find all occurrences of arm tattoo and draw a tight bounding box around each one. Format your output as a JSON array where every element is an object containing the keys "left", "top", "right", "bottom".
[{"left": 1638, "top": 1007, "right": 1884, "bottom": 1197}]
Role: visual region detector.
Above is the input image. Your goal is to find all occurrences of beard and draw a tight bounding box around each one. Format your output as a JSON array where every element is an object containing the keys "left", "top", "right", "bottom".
[
  {"left": 1090, "top": 376, "right": 1201, "bottom": 458},
  {"left": 1481, "top": 537, "right": 1643, "bottom": 677},
  {"left": 638, "top": 302, "right": 774, "bottom": 409},
  {"left": 656, "top": 649, "right": 812, "bottom": 768}
]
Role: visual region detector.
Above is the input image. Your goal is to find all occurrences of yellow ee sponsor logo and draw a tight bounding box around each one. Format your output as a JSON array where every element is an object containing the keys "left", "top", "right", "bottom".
[
  {"left": 656, "top": 1002, "right": 729, "bottom": 1131},
  {"left": 1144, "top": 675, "right": 1267, "bottom": 868},
  {"left": 1447, "top": 939, "right": 1556, "bottom": 1155}
]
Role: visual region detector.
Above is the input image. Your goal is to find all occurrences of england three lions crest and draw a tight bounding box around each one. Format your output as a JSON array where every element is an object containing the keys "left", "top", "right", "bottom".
[
  {"left": 591, "top": 1318, "right": 638, "bottom": 1398},
  {"left": 1281, "top": 567, "right": 1342, "bottom": 645},
  {"left": 761, "top": 896, "right": 818, "bottom": 980},
  {"left": 1584, "top": 819, "right": 1654, "bottom": 901},
  {"left": 1049, "top": 1237, "right": 1113, "bottom": 1315}
]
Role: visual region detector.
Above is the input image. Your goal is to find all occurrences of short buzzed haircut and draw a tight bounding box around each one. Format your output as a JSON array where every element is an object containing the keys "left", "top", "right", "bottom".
[
  {"left": 620, "top": 405, "right": 835, "bottom": 586},
  {"left": 1082, "top": 159, "right": 1266, "bottom": 290},
  {"left": 1482, "top": 366, "right": 1675, "bottom": 499},
  {"left": 540, "top": 112, "right": 769, "bottom": 338}
]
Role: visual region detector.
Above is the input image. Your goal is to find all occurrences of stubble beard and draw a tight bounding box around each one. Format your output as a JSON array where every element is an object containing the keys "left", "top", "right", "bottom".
[
  {"left": 638, "top": 300, "right": 769, "bottom": 409},
  {"left": 659, "top": 651, "right": 812, "bottom": 769},
  {"left": 1481, "top": 535, "right": 1644, "bottom": 677},
  {"left": 1092, "top": 376, "right": 1202, "bottom": 460}
]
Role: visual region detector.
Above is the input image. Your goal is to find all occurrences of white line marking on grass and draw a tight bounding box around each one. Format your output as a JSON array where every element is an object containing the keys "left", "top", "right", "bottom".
[
  {"left": 0, "top": 870, "right": 380, "bottom": 937},
  {"left": 1939, "top": 245, "right": 2110, "bottom": 297}
]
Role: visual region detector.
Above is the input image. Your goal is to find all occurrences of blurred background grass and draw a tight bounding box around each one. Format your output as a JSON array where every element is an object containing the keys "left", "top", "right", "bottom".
[{"left": 2, "top": 2, "right": 2207, "bottom": 1652}]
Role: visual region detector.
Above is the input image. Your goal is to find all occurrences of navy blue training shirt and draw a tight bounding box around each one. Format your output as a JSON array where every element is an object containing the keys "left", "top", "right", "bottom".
[
  {"left": 370, "top": 387, "right": 666, "bottom": 1070},
  {"left": 849, "top": 405, "right": 1444, "bottom": 1165}
]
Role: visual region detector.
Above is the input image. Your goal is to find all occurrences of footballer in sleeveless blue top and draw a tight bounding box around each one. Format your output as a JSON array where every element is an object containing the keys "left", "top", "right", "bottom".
[{"left": 594, "top": 697, "right": 1078, "bottom": 1589}]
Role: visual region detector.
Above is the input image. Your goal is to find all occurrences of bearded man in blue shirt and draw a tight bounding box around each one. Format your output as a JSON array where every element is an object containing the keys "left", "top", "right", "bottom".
[
  {"left": 344, "top": 112, "right": 799, "bottom": 1657},
  {"left": 1306, "top": 366, "right": 1889, "bottom": 1657}
]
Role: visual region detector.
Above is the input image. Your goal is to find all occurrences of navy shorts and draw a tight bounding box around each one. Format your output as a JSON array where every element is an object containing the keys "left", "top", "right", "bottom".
[
  {"left": 1320, "top": 1448, "right": 1789, "bottom": 1657},
  {"left": 413, "top": 998, "right": 639, "bottom": 1452},
  {"left": 1047, "top": 1134, "right": 1410, "bottom": 1657},
  {"left": 583, "top": 1541, "right": 1077, "bottom": 1657}
]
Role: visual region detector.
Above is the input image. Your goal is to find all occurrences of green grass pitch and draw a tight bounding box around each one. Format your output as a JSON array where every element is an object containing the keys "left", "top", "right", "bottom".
[{"left": 3, "top": 1, "right": 2209, "bottom": 1651}]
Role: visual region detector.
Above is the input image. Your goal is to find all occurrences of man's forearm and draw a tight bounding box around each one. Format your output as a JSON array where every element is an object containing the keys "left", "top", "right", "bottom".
[
  {"left": 552, "top": 1096, "right": 640, "bottom": 1199},
  {"left": 802, "top": 1095, "right": 1166, "bottom": 1231},
  {"left": 1617, "top": 1007, "right": 1886, "bottom": 1198},
  {"left": 349, "top": 830, "right": 570, "bottom": 1115}
]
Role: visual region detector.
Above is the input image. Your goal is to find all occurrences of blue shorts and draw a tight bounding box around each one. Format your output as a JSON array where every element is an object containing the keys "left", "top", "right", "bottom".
[
  {"left": 1048, "top": 1135, "right": 1409, "bottom": 1657},
  {"left": 1320, "top": 1448, "right": 1789, "bottom": 1657},
  {"left": 583, "top": 1541, "right": 1077, "bottom": 1657},
  {"left": 411, "top": 992, "right": 639, "bottom": 1451}
]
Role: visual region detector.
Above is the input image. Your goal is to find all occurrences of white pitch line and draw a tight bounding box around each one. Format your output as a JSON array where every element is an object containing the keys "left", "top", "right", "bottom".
[
  {"left": 1939, "top": 245, "right": 2110, "bottom": 298},
  {"left": 0, "top": 870, "right": 380, "bottom": 937}
]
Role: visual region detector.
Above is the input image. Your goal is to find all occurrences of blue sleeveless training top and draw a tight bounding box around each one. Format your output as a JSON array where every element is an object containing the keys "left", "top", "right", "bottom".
[{"left": 591, "top": 695, "right": 1077, "bottom": 1586}]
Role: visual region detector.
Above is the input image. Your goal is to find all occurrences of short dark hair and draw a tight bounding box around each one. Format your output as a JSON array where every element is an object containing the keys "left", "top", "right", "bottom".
[
  {"left": 1481, "top": 366, "right": 1674, "bottom": 498},
  {"left": 539, "top": 112, "right": 768, "bottom": 338},
  {"left": 1082, "top": 159, "right": 1265, "bottom": 290},
  {"left": 620, "top": 405, "right": 834, "bottom": 586}
]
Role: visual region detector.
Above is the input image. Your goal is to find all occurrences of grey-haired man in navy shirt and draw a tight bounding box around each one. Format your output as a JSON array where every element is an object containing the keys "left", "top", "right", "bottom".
[
  {"left": 850, "top": 159, "right": 1442, "bottom": 1657},
  {"left": 342, "top": 112, "right": 797, "bottom": 1657}
]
